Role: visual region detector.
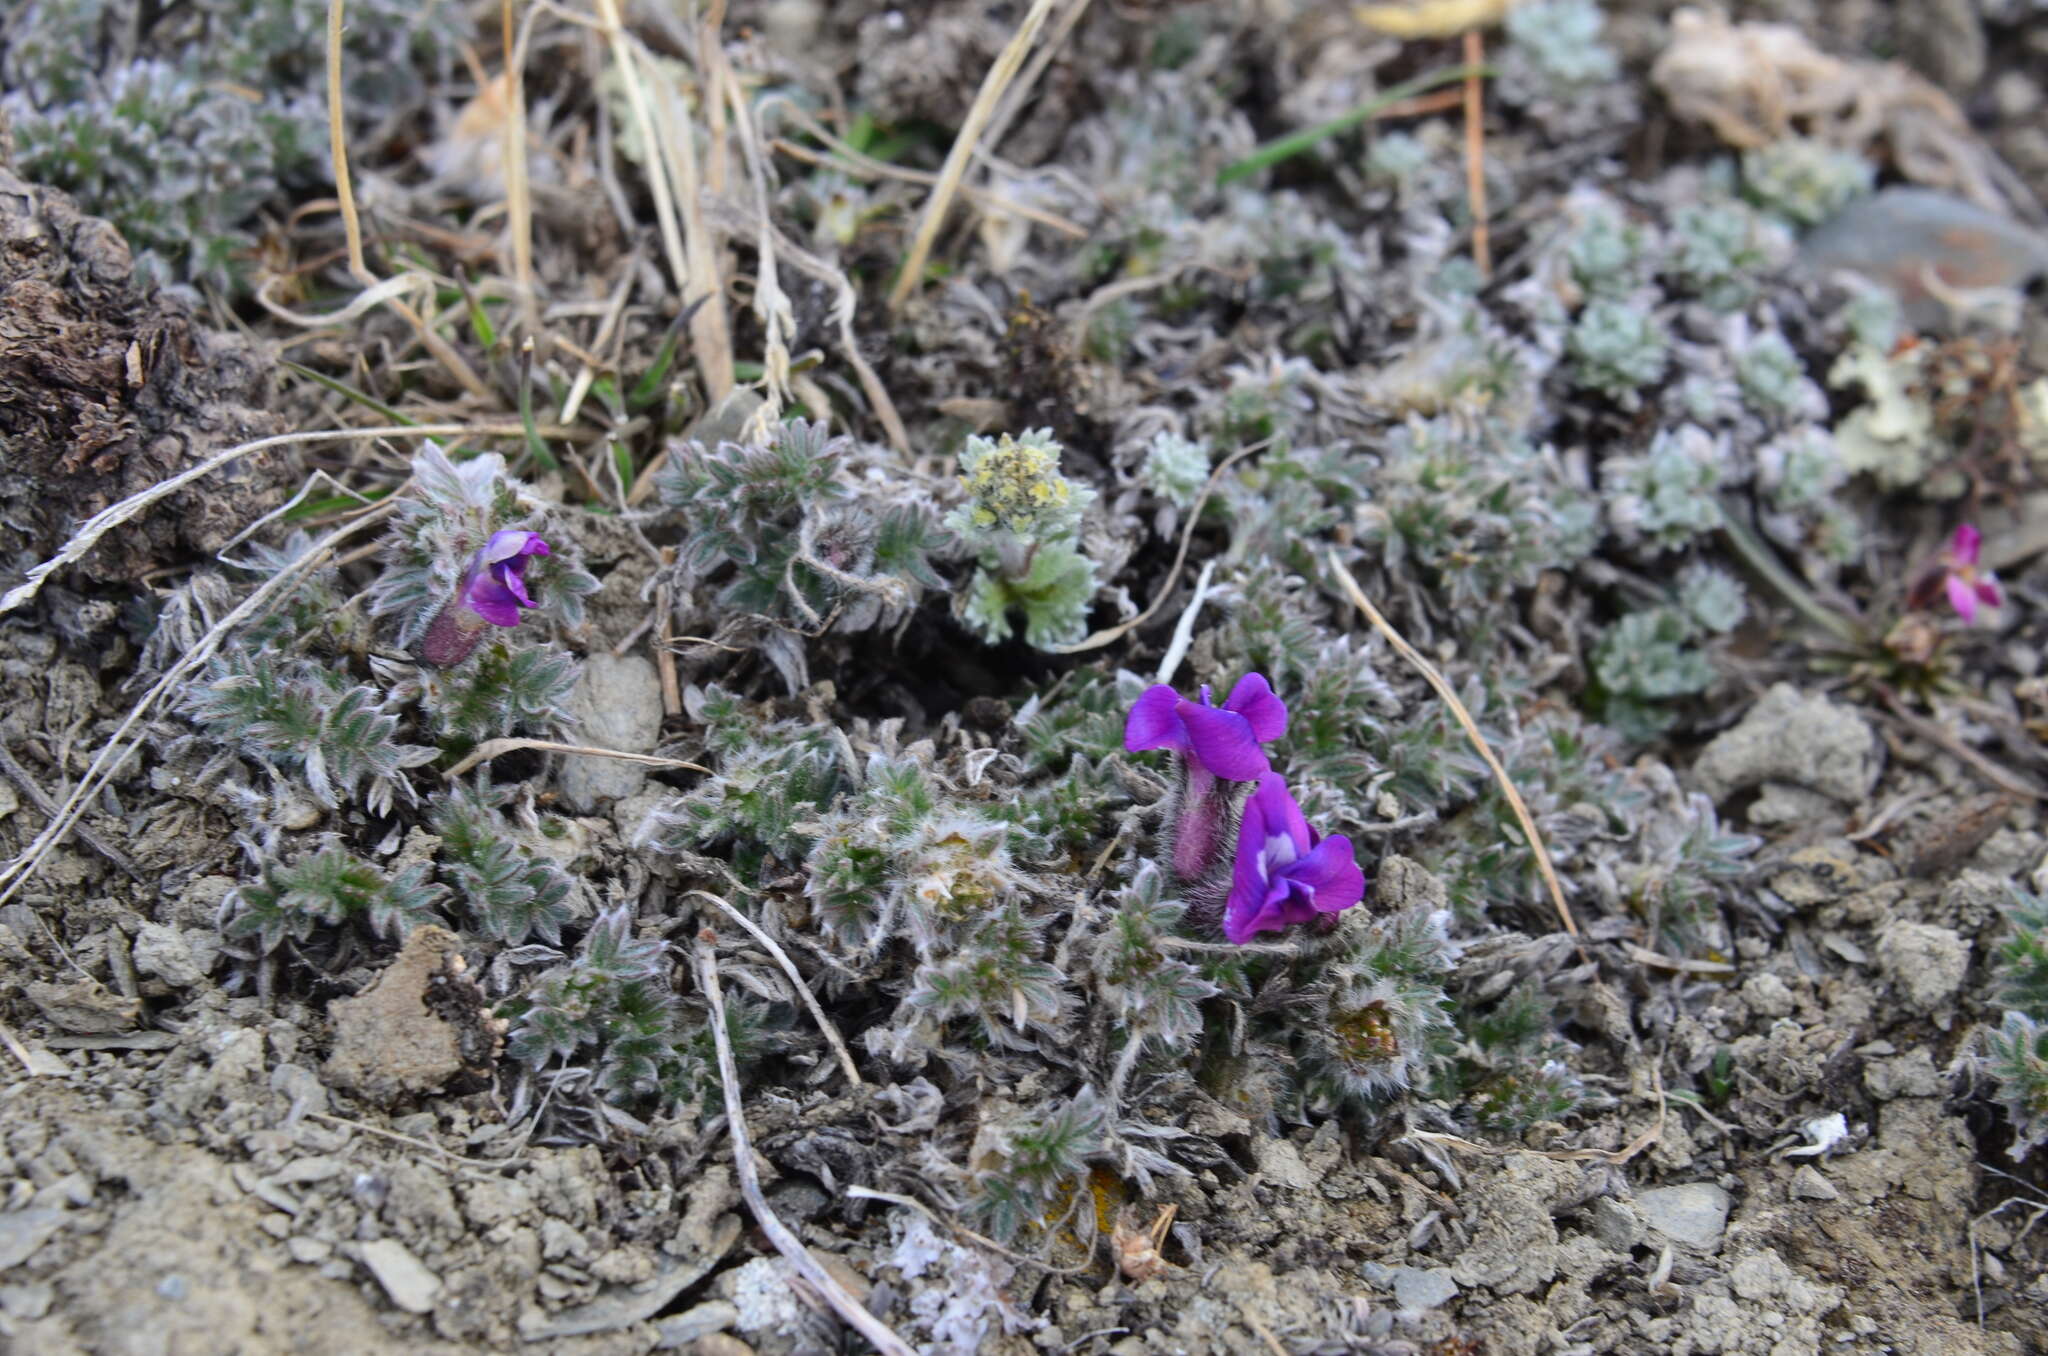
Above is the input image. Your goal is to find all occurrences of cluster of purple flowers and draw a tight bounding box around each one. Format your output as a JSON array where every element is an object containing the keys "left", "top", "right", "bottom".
[{"left": 1125, "top": 674, "right": 1365, "bottom": 944}]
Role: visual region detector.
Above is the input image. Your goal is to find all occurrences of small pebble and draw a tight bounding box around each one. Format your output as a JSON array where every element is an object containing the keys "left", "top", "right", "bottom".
[{"left": 289, "top": 1237, "right": 333, "bottom": 1265}]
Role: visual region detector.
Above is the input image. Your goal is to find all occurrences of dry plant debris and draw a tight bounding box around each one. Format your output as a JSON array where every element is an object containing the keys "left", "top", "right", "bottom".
[{"left": 4, "top": 0, "right": 2048, "bottom": 1352}]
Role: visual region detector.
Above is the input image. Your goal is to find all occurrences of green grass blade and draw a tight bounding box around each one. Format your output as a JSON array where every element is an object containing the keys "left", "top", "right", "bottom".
[{"left": 1218, "top": 64, "right": 1489, "bottom": 186}]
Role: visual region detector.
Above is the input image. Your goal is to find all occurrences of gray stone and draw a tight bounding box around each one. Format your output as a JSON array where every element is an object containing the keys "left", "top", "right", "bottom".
[
  {"left": 1790, "top": 1166, "right": 1839, "bottom": 1201},
  {"left": 1388, "top": 1266, "right": 1458, "bottom": 1310},
  {"left": 1876, "top": 921, "right": 1969, "bottom": 1026},
  {"left": 0, "top": 1280, "right": 53, "bottom": 1319},
  {"left": 1634, "top": 1184, "right": 1731, "bottom": 1250},
  {"left": 1582, "top": 1196, "right": 1645, "bottom": 1252},
  {"left": 561, "top": 653, "right": 664, "bottom": 811},
  {"left": 1803, "top": 189, "right": 2048, "bottom": 334},
  {"left": 24, "top": 979, "right": 138, "bottom": 1033},
  {"left": 1691, "top": 684, "right": 1879, "bottom": 804},
  {"left": 1747, "top": 783, "right": 1840, "bottom": 828},
  {"left": 357, "top": 1238, "right": 441, "bottom": 1314},
  {"left": 132, "top": 923, "right": 206, "bottom": 988},
  {"left": 288, "top": 1237, "right": 332, "bottom": 1265},
  {"left": 0, "top": 1208, "right": 65, "bottom": 1270},
  {"left": 655, "top": 1300, "right": 741, "bottom": 1347},
  {"left": 1864, "top": 1049, "right": 1941, "bottom": 1101},
  {"left": 1253, "top": 1136, "right": 1317, "bottom": 1191}
]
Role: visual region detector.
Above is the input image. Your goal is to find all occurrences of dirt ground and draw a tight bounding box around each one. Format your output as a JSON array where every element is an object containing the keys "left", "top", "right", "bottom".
[{"left": 7, "top": 0, "right": 2048, "bottom": 1353}]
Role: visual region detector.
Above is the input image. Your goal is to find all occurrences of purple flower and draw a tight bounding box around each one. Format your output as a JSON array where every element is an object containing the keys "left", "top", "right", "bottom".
[
  {"left": 419, "top": 529, "right": 551, "bottom": 666},
  {"left": 462, "top": 529, "right": 552, "bottom": 627},
  {"left": 1124, "top": 673, "right": 1288, "bottom": 781},
  {"left": 1941, "top": 524, "right": 2002, "bottom": 624},
  {"left": 1225, "top": 774, "right": 1365, "bottom": 944}
]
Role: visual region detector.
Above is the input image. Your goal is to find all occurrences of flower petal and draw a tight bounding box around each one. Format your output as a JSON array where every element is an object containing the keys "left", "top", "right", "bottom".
[
  {"left": 1225, "top": 882, "right": 1299, "bottom": 944},
  {"left": 1952, "top": 523, "right": 1982, "bottom": 567},
  {"left": 1180, "top": 701, "right": 1271, "bottom": 780},
  {"left": 1947, "top": 573, "right": 1979, "bottom": 623},
  {"left": 1290, "top": 834, "right": 1366, "bottom": 915},
  {"left": 495, "top": 559, "right": 537, "bottom": 609},
  {"left": 1124, "top": 685, "right": 1189, "bottom": 753},
  {"left": 1229, "top": 775, "right": 1284, "bottom": 927},
  {"left": 1221, "top": 672, "right": 1289, "bottom": 743},
  {"left": 464, "top": 570, "right": 526, "bottom": 627},
  {"left": 483, "top": 529, "right": 551, "bottom": 565},
  {"left": 1978, "top": 574, "right": 2004, "bottom": 610}
]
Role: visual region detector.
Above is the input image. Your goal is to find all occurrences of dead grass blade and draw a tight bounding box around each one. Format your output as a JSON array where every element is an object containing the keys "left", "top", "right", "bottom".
[
  {"left": 686, "top": 890, "right": 861, "bottom": 1088},
  {"left": 441, "top": 738, "right": 710, "bottom": 780},
  {"left": 325, "top": 0, "right": 493, "bottom": 401},
  {"left": 693, "top": 935, "right": 914, "bottom": 1356},
  {"left": 501, "top": 0, "right": 539, "bottom": 336},
  {"left": 887, "top": 0, "right": 1063, "bottom": 313},
  {"left": 1050, "top": 439, "right": 1267, "bottom": 653},
  {"left": 1326, "top": 551, "right": 1582, "bottom": 944},
  {"left": 1406, "top": 1066, "right": 1666, "bottom": 1166}
]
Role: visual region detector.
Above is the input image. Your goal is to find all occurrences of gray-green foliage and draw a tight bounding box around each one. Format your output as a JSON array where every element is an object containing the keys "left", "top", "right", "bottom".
[
  {"left": 505, "top": 907, "right": 707, "bottom": 1104},
  {"left": 1, "top": 0, "right": 469, "bottom": 290},
  {"left": 1091, "top": 863, "right": 1218, "bottom": 1059},
  {"left": 221, "top": 846, "right": 443, "bottom": 955},
  {"left": 1592, "top": 562, "right": 1755, "bottom": 738},
  {"left": 974, "top": 1090, "right": 1106, "bottom": 1241},
  {"left": 1734, "top": 330, "right": 1818, "bottom": 421},
  {"left": 1568, "top": 300, "right": 1669, "bottom": 404},
  {"left": 1139, "top": 429, "right": 1212, "bottom": 510},
  {"left": 1604, "top": 426, "right": 1725, "bottom": 550},
  {"left": 186, "top": 648, "right": 436, "bottom": 816},
  {"left": 1741, "top": 137, "right": 1874, "bottom": 228},
  {"left": 1984, "top": 890, "right": 2048, "bottom": 1156},
  {"left": 1667, "top": 202, "right": 1776, "bottom": 311},
  {"left": 1362, "top": 416, "right": 1598, "bottom": 616},
  {"left": 1565, "top": 200, "right": 1655, "bottom": 300},
  {"left": 1449, "top": 985, "right": 1585, "bottom": 1132},
  {"left": 431, "top": 783, "right": 580, "bottom": 946},
  {"left": 1502, "top": 0, "right": 1619, "bottom": 90},
  {"left": 1299, "top": 908, "right": 1457, "bottom": 1103},
  {"left": 181, "top": 534, "right": 434, "bottom": 816},
  {"left": 657, "top": 419, "right": 945, "bottom": 635}
]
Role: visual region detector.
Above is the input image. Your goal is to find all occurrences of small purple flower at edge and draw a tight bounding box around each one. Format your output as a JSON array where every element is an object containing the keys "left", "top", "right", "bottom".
[
  {"left": 419, "top": 529, "right": 551, "bottom": 666},
  {"left": 1124, "top": 672, "right": 1288, "bottom": 780},
  {"left": 462, "top": 529, "right": 552, "bottom": 627},
  {"left": 1942, "top": 524, "right": 2002, "bottom": 624},
  {"left": 1226, "top": 773, "right": 1365, "bottom": 944}
]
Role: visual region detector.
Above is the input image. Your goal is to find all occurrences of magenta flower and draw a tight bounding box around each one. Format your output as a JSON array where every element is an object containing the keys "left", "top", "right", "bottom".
[
  {"left": 463, "top": 529, "right": 552, "bottom": 626},
  {"left": 1225, "top": 774, "right": 1365, "bottom": 944},
  {"left": 1941, "top": 524, "right": 2002, "bottom": 624},
  {"left": 1126, "top": 673, "right": 1289, "bottom": 881},
  {"left": 420, "top": 529, "right": 552, "bottom": 665},
  {"left": 1124, "top": 672, "right": 1288, "bottom": 780}
]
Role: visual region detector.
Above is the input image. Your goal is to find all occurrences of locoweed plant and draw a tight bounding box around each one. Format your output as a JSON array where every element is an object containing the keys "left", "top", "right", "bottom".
[
  {"left": 220, "top": 845, "right": 443, "bottom": 957},
  {"left": 656, "top": 418, "right": 945, "bottom": 643}
]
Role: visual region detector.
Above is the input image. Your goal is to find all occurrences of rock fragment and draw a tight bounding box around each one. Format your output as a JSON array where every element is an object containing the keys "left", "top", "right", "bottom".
[
  {"left": 357, "top": 1238, "right": 441, "bottom": 1314},
  {"left": 323, "top": 926, "right": 502, "bottom": 1105},
  {"left": 1635, "top": 1183, "right": 1731, "bottom": 1249},
  {"left": 0, "top": 1208, "right": 66, "bottom": 1271},
  {"left": 1690, "top": 683, "right": 1879, "bottom": 804},
  {"left": 23, "top": 979, "right": 137, "bottom": 1033},
  {"left": 561, "top": 652, "right": 664, "bottom": 811},
  {"left": 1876, "top": 921, "right": 1969, "bottom": 1026}
]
